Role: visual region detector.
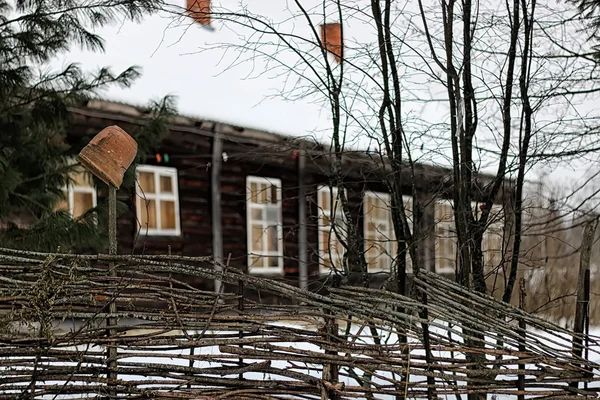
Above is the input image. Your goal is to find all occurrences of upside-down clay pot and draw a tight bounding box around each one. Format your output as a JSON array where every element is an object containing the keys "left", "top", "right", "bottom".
[{"left": 78, "top": 125, "right": 138, "bottom": 189}]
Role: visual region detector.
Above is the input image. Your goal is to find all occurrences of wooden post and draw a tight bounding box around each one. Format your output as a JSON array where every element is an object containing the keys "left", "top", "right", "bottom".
[
  {"left": 518, "top": 278, "right": 526, "bottom": 400},
  {"left": 77, "top": 125, "right": 137, "bottom": 399},
  {"left": 420, "top": 289, "right": 435, "bottom": 400},
  {"left": 584, "top": 267, "right": 591, "bottom": 390},
  {"left": 571, "top": 219, "right": 597, "bottom": 390},
  {"left": 321, "top": 308, "right": 340, "bottom": 400},
  {"left": 237, "top": 278, "right": 244, "bottom": 381},
  {"left": 107, "top": 185, "right": 118, "bottom": 396},
  {"left": 212, "top": 123, "right": 224, "bottom": 292},
  {"left": 298, "top": 149, "right": 308, "bottom": 291}
]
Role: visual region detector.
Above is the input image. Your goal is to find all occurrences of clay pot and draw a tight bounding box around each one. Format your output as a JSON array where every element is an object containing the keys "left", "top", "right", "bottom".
[{"left": 78, "top": 125, "right": 138, "bottom": 189}]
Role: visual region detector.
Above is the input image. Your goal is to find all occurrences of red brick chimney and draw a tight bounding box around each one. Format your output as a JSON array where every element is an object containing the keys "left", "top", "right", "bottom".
[
  {"left": 187, "top": 0, "right": 211, "bottom": 27},
  {"left": 320, "top": 23, "right": 343, "bottom": 63}
]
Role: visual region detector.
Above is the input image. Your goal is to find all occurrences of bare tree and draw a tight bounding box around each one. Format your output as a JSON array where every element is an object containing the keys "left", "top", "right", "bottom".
[{"left": 166, "top": 0, "right": 600, "bottom": 396}]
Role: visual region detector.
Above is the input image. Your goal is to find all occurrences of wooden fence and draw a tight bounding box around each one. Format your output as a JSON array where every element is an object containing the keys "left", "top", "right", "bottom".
[{"left": 1, "top": 247, "right": 599, "bottom": 399}]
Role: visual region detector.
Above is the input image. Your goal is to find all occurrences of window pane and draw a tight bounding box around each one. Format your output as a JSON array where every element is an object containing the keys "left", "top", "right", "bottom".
[
  {"left": 267, "top": 225, "right": 278, "bottom": 251},
  {"left": 251, "top": 208, "right": 263, "bottom": 221},
  {"left": 73, "top": 192, "right": 94, "bottom": 218},
  {"left": 368, "top": 256, "right": 377, "bottom": 269},
  {"left": 270, "top": 184, "right": 278, "bottom": 204},
  {"left": 374, "top": 202, "right": 382, "bottom": 219},
  {"left": 269, "top": 256, "right": 279, "bottom": 267},
  {"left": 251, "top": 224, "right": 263, "bottom": 252},
  {"left": 140, "top": 199, "right": 157, "bottom": 229},
  {"left": 379, "top": 256, "right": 390, "bottom": 271},
  {"left": 250, "top": 182, "right": 258, "bottom": 203},
  {"left": 73, "top": 169, "right": 93, "bottom": 187},
  {"left": 320, "top": 190, "right": 329, "bottom": 211},
  {"left": 333, "top": 237, "right": 344, "bottom": 258},
  {"left": 160, "top": 175, "right": 173, "bottom": 193},
  {"left": 160, "top": 200, "right": 177, "bottom": 229},
  {"left": 321, "top": 230, "right": 330, "bottom": 253},
  {"left": 260, "top": 184, "right": 268, "bottom": 203},
  {"left": 380, "top": 223, "right": 390, "bottom": 239},
  {"left": 266, "top": 207, "right": 278, "bottom": 223},
  {"left": 139, "top": 171, "right": 155, "bottom": 194},
  {"left": 367, "top": 221, "right": 376, "bottom": 234},
  {"left": 250, "top": 255, "right": 263, "bottom": 267}
]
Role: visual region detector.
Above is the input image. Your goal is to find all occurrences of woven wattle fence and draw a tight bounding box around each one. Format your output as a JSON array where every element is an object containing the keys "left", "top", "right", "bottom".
[{"left": 1, "top": 247, "right": 599, "bottom": 399}]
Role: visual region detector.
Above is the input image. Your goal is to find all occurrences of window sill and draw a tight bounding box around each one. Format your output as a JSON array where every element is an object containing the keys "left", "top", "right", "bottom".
[
  {"left": 247, "top": 268, "right": 284, "bottom": 276},
  {"left": 136, "top": 229, "right": 182, "bottom": 237}
]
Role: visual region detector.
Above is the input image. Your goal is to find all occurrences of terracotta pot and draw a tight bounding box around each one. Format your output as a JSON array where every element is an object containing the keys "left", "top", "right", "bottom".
[{"left": 78, "top": 125, "right": 138, "bottom": 189}]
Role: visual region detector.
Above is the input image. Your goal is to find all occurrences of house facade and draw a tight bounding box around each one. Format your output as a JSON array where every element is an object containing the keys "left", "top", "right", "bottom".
[{"left": 60, "top": 99, "right": 511, "bottom": 296}]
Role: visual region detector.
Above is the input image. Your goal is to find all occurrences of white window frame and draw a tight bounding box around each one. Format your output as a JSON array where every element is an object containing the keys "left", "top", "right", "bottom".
[
  {"left": 435, "top": 200, "right": 505, "bottom": 274},
  {"left": 135, "top": 165, "right": 181, "bottom": 236},
  {"left": 63, "top": 171, "right": 97, "bottom": 218},
  {"left": 363, "top": 192, "right": 414, "bottom": 274},
  {"left": 318, "top": 185, "right": 348, "bottom": 274},
  {"left": 246, "top": 176, "right": 284, "bottom": 274},
  {"left": 434, "top": 199, "right": 457, "bottom": 274}
]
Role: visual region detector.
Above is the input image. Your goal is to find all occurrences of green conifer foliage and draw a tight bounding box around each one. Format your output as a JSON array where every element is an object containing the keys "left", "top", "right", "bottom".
[{"left": 0, "top": 0, "right": 175, "bottom": 252}]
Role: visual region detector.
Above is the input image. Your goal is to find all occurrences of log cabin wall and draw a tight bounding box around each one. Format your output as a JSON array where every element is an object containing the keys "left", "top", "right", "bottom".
[{"left": 66, "top": 101, "right": 511, "bottom": 302}]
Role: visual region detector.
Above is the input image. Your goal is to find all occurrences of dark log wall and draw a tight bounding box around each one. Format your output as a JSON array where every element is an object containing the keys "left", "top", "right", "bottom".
[{"left": 66, "top": 105, "right": 510, "bottom": 299}]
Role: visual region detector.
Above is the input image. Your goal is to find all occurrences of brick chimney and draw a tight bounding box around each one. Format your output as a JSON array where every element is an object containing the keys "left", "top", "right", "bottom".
[
  {"left": 187, "top": 0, "right": 211, "bottom": 27},
  {"left": 320, "top": 23, "right": 343, "bottom": 63}
]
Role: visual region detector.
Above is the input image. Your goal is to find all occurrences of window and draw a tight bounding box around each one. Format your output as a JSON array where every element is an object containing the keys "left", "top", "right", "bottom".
[
  {"left": 435, "top": 200, "right": 505, "bottom": 274},
  {"left": 364, "top": 192, "right": 413, "bottom": 273},
  {"left": 318, "top": 186, "right": 348, "bottom": 273},
  {"left": 246, "top": 176, "right": 283, "bottom": 273},
  {"left": 135, "top": 165, "right": 181, "bottom": 236},
  {"left": 474, "top": 203, "right": 504, "bottom": 271},
  {"left": 434, "top": 200, "right": 457, "bottom": 274},
  {"left": 56, "top": 166, "right": 97, "bottom": 218}
]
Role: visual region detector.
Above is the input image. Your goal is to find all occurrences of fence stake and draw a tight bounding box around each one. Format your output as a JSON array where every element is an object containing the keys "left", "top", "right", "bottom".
[
  {"left": 77, "top": 125, "right": 137, "bottom": 399},
  {"left": 571, "top": 219, "right": 597, "bottom": 390},
  {"left": 211, "top": 123, "right": 224, "bottom": 293},
  {"left": 238, "top": 278, "right": 244, "bottom": 382},
  {"left": 518, "top": 278, "right": 526, "bottom": 400},
  {"left": 584, "top": 268, "right": 591, "bottom": 391},
  {"left": 420, "top": 288, "right": 435, "bottom": 400},
  {"left": 321, "top": 309, "right": 339, "bottom": 400},
  {"left": 107, "top": 185, "right": 118, "bottom": 397}
]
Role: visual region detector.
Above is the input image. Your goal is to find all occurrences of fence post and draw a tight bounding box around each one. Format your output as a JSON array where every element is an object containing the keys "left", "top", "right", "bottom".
[
  {"left": 321, "top": 310, "right": 339, "bottom": 400},
  {"left": 211, "top": 123, "right": 224, "bottom": 293},
  {"left": 107, "top": 185, "right": 118, "bottom": 397},
  {"left": 420, "top": 286, "right": 435, "bottom": 400},
  {"left": 518, "top": 278, "right": 526, "bottom": 400},
  {"left": 238, "top": 278, "right": 245, "bottom": 382},
  {"left": 571, "top": 219, "right": 597, "bottom": 390},
  {"left": 77, "top": 125, "right": 137, "bottom": 399}
]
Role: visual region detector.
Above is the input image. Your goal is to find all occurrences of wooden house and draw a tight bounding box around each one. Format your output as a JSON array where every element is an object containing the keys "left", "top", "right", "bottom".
[{"left": 61, "top": 99, "right": 511, "bottom": 299}]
